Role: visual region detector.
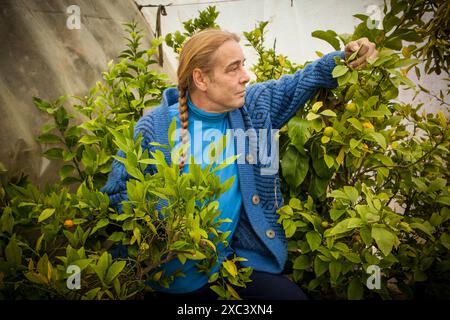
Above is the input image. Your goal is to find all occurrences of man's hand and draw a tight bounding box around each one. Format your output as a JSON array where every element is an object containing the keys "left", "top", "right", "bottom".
[{"left": 344, "top": 37, "right": 378, "bottom": 69}]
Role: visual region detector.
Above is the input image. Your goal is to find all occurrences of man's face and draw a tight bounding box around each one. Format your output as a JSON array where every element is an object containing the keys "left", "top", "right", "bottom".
[{"left": 203, "top": 40, "right": 250, "bottom": 112}]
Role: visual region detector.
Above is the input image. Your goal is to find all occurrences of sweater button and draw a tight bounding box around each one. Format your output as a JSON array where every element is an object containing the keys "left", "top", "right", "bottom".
[
  {"left": 252, "top": 194, "right": 260, "bottom": 205},
  {"left": 266, "top": 229, "right": 276, "bottom": 239}
]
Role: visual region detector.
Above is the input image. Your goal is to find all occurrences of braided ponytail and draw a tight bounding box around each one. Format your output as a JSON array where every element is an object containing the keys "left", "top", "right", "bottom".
[{"left": 178, "top": 87, "right": 189, "bottom": 171}]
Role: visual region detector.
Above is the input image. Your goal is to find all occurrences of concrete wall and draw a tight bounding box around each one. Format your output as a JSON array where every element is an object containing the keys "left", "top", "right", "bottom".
[{"left": 0, "top": 0, "right": 161, "bottom": 186}]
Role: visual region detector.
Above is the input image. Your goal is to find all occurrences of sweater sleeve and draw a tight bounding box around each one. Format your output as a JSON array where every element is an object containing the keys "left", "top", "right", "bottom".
[
  {"left": 246, "top": 51, "right": 345, "bottom": 129},
  {"left": 100, "top": 113, "right": 155, "bottom": 213}
]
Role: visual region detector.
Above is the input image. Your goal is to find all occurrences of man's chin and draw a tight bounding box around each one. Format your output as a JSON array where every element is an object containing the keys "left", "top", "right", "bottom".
[
  {"left": 235, "top": 97, "right": 246, "bottom": 108},
  {"left": 225, "top": 99, "right": 245, "bottom": 111}
]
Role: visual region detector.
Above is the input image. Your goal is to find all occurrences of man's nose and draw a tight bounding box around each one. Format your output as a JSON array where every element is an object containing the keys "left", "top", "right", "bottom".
[{"left": 240, "top": 68, "right": 250, "bottom": 84}]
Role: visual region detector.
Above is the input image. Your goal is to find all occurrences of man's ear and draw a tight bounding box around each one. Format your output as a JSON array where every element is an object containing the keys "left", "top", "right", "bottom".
[{"left": 192, "top": 68, "right": 208, "bottom": 92}]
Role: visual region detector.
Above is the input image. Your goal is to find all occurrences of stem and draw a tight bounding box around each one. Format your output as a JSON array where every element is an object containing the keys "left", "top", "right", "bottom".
[
  {"left": 140, "top": 252, "right": 175, "bottom": 277},
  {"left": 121, "top": 79, "right": 132, "bottom": 112},
  {"left": 352, "top": 139, "right": 443, "bottom": 181}
]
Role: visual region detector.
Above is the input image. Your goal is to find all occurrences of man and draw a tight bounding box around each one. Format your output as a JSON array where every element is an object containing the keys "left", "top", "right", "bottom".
[{"left": 101, "top": 29, "right": 377, "bottom": 299}]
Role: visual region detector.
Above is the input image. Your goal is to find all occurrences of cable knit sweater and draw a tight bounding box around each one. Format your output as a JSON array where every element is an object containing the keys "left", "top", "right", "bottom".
[{"left": 101, "top": 51, "right": 345, "bottom": 274}]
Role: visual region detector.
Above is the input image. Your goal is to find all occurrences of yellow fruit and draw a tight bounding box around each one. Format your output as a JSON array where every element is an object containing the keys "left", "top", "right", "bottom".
[
  {"left": 363, "top": 143, "right": 369, "bottom": 151},
  {"left": 363, "top": 121, "right": 374, "bottom": 129},
  {"left": 345, "top": 102, "right": 357, "bottom": 113},
  {"left": 323, "top": 126, "right": 334, "bottom": 137},
  {"left": 321, "top": 221, "right": 330, "bottom": 228},
  {"left": 64, "top": 219, "right": 74, "bottom": 228}
]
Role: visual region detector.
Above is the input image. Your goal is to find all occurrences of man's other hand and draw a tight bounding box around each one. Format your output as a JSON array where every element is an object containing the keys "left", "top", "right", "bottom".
[{"left": 344, "top": 37, "right": 378, "bottom": 69}]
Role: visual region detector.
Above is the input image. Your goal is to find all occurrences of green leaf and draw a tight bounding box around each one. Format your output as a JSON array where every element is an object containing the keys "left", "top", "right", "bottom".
[
  {"left": 59, "top": 165, "right": 75, "bottom": 180},
  {"left": 324, "top": 154, "right": 334, "bottom": 169},
  {"left": 360, "top": 225, "right": 372, "bottom": 246},
  {"left": 343, "top": 186, "right": 359, "bottom": 204},
  {"left": 288, "top": 117, "right": 311, "bottom": 150},
  {"left": 5, "top": 235, "right": 22, "bottom": 265},
  {"left": 436, "top": 196, "right": 450, "bottom": 206},
  {"left": 347, "top": 277, "right": 364, "bottom": 300},
  {"left": 83, "top": 287, "right": 101, "bottom": 300},
  {"left": 440, "top": 233, "right": 450, "bottom": 251},
  {"left": 71, "top": 259, "right": 93, "bottom": 272},
  {"left": 207, "top": 272, "right": 219, "bottom": 284},
  {"left": 371, "top": 226, "right": 395, "bottom": 256},
  {"left": 410, "top": 222, "right": 434, "bottom": 239},
  {"left": 373, "top": 154, "right": 394, "bottom": 166},
  {"left": 412, "top": 177, "right": 427, "bottom": 192},
  {"left": 90, "top": 218, "right": 109, "bottom": 235},
  {"left": 37, "top": 133, "right": 61, "bottom": 144},
  {"left": 210, "top": 285, "right": 226, "bottom": 298},
  {"left": 330, "top": 209, "right": 346, "bottom": 221},
  {"left": 94, "top": 252, "right": 111, "bottom": 282},
  {"left": 350, "top": 138, "right": 361, "bottom": 150},
  {"left": 347, "top": 118, "right": 363, "bottom": 131},
  {"left": 311, "top": 101, "right": 323, "bottom": 113},
  {"left": 105, "top": 261, "right": 126, "bottom": 285},
  {"left": 38, "top": 208, "right": 55, "bottom": 223},
  {"left": 43, "top": 148, "right": 63, "bottom": 160},
  {"left": 281, "top": 146, "right": 309, "bottom": 188},
  {"left": 329, "top": 189, "right": 348, "bottom": 200},
  {"left": 0, "top": 207, "right": 14, "bottom": 234},
  {"left": 168, "top": 118, "right": 176, "bottom": 149},
  {"left": 288, "top": 198, "right": 302, "bottom": 210},
  {"left": 284, "top": 220, "right": 297, "bottom": 238},
  {"left": 33, "top": 97, "right": 54, "bottom": 113},
  {"left": 79, "top": 135, "right": 102, "bottom": 145},
  {"left": 306, "top": 231, "right": 322, "bottom": 252},
  {"left": 328, "top": 218, "right": 362, "bottom": 236},
  {"left": 306, "top": 112, "right": 321, "bottom": 121},
  {"left": 329, "top": 261, "right": 342, "bottom": 282},
  {"left": 314, "top": 256, "right": 328, "bottom": 277},
  {"left": 312, "top": 30, "right": 341, "bottom": 50},
  {"left": 123, "top": 161, "right": 145, "bottom": 181},
  {"left": 332, "top": 65, "right": 349, "bottom": 78},
  {"left": 341, "top": 252, "right": 361, "bottom": 263},
  {"left": 293, "top": 255, "right": 310, "bottom": 270},
  {"left": 222, "top": 260, "right": 238, "bottom": 277},
  {"left": 337, "top": 71, "right": 352, "bottom": 86},
  {"left": 367, "top": 132, "right": 386, "bottom": 150},
  {"left": 320, "top": 109, "right": 337, "bottom": 117},
  {"left": 24, "top": 272, "right": 48, "bottom": 285}
]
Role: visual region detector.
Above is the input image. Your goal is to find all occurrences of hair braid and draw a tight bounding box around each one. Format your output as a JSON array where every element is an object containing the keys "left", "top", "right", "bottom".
[{"left": 178, "top": 87, "right": 189, "bottom": 171}]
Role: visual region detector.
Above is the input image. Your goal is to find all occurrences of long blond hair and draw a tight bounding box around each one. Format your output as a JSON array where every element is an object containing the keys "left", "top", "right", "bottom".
[{"left": 177, "top": 29, "right": 240, "bottom": 170}]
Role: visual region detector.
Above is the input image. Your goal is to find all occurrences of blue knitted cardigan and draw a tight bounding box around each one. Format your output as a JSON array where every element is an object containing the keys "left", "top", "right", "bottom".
[{"left": 101, "top": 51, "right": 345, "bottom": 274}]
